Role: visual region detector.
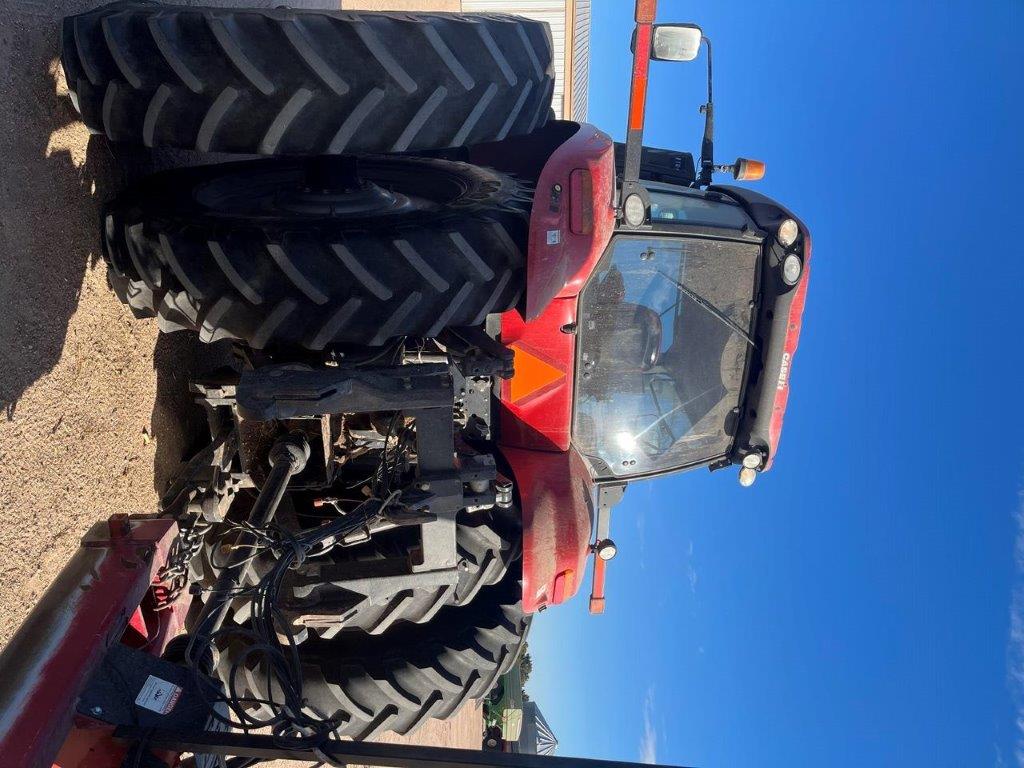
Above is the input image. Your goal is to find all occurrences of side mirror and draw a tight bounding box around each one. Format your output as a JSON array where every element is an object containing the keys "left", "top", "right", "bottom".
[{"left": 651, "top": 24, "right": 703, "bottom": 62}]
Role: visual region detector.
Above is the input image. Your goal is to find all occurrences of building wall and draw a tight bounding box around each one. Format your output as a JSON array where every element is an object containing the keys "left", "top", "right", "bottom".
[
  {"left": 567, "top": 0, "right": 590, "bottom": 121},
  {"left": 462, "top": 0, "right": 590, "bottom": 121}
]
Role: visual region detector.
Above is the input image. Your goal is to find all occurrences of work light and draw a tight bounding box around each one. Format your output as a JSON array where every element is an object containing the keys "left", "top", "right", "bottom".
[
  {"left": 777, "top": 218, "right": 799, "bottom": 247},
  {"left": 782, "top": 253, "right": 803, "bottom": 285},
  {"left": 623, "top": 193, "right": 646, "bottom": 226}
]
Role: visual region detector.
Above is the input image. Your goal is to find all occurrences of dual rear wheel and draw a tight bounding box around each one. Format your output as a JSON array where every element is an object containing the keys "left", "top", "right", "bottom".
[
  {"left": 65, "top": 1, "right": 553, "bottom": 350},
  {"left": 63, "top": 0, "right": 549, "bottom": 740},
  {"left": 103, "top": 155, "right": 530, "bottom": 350}
]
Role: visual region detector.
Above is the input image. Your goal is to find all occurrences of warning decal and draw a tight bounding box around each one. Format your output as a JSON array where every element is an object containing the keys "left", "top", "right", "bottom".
[
  {"left": 135, "top": 675, "right": 182, "bottom": 715},
  {"left": 509, "top": 345, "right": 565, "bottom": 403}
]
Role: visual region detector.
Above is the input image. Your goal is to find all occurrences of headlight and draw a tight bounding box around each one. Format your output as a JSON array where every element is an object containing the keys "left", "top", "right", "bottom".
[
  {"left": 782, "top": 253, "right": 802, "bottom": 285},
  {"left": 742, "top": 452, "right": 763, "bottom": 469},
  {"left": 622, "top": 194, "right": 646, "bottom": 227},
  {"left": 595, "top": 539, "right": 618, "bottom": 561},
  {"left": 777, "top": 218, "right": 799, "bottom": 247}
]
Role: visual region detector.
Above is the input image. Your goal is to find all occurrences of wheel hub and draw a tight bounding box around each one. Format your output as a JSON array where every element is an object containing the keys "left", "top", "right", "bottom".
[{"left": 276, "top": 179, "right": 413, "bottom": 216}]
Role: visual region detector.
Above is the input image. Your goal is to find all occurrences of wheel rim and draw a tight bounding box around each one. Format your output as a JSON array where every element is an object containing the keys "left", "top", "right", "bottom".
[{"left": 276, "top": 179, "right": 412, "bottom": 216}]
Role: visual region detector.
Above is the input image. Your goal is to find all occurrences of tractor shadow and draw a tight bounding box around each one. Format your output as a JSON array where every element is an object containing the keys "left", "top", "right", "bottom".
[
  {"left": 0, "top": 37, "right": 113, "bottom": 417},
  {"left": 0, "top": 0, "right": 307, "bottom": 494},
  {"left": 150, "top": 333, "right": 240, "bottom": 499},
  {"left": 0, "top": 0, "right": 236, "bottom": 496},
  {"left": 0, "top": 0, "right": 168, "bottom": 418}
]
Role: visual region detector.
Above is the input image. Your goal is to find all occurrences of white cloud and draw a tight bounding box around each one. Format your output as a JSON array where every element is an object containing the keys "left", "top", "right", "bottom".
[
  {"left": 639, "top": 685, "right": 658, "bottom": 764},
  {"left": 1008, "top": 494, "right": 1024, "bottom": 767}
]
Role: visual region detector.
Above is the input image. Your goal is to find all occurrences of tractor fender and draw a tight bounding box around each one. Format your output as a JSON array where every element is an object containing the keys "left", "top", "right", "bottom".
[
  {"left": 494, "top": 123, "right": 616, "bottom": 454},
  {"left": 523, "top": 122, "right": 617, "bottom": 321},
  {"left": 500, "top": 445, "right": 594, "bottom": 614}
]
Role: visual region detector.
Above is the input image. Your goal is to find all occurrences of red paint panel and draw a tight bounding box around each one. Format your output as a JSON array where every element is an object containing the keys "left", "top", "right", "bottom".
[
  {"left": 54, "top": 719, "right": 178, "bottom": 768},
  {"left": 498, "top": 298, "right": 577, "bottom": 452},
  {"left": 765, "top": 234, "right": 812, "bottom": 470},
  {"left": 504, "top": 124, "right": 615, "bottom": 451},
  {"left": 523, "top": 123, "right": 616, "bottom": 321},
  {"left": 503, "top": 446, "right": 595, "bottom": 614},
  {"left": 551, "top": 569, "right": 575, "bottom": 604}
]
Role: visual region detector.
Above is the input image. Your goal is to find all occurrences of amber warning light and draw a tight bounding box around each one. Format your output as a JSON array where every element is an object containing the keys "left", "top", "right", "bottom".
[{"left": 715, "top": 157, "right": 766, "bottom": 182}]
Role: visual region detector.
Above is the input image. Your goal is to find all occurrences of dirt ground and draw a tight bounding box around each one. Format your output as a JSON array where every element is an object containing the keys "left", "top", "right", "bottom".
[{"left": 0, "top": 0, "right": 480, "bottom": 760}]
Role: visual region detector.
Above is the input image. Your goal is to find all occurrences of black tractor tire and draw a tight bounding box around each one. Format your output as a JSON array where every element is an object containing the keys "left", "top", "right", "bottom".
[
  {"left": 220, "top": 563, "right": 530, "bottom": 740},
  {"left": 61, "top": 3, "right": 555, "bottom": 155},
  {"left": 102, "top": 156, "right": 528, "bottom": 350},
  {"left": 189, "top": 513, "right": 519, "bottom": 640}
]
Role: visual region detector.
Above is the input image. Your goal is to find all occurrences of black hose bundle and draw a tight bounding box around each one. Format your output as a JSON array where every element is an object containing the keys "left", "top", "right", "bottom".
[{"left": 183, "top": 494, "right": 397, "bottom": 743}]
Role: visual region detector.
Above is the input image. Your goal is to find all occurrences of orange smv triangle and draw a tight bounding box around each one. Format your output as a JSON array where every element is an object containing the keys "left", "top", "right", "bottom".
[{"left": 510, "top": 344, "right": 565, "bottom": 403}]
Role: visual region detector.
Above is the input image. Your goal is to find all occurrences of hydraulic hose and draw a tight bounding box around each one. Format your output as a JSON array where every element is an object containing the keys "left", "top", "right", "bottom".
[{"left": 194, "top": 432, "right": 310, "bottom": 639}]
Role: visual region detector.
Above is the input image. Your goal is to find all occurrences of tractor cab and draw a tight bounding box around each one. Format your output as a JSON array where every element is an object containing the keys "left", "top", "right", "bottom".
[
  {"left": 574, "top": 176, "right": 808, "bottom": 485},
  {"left": 590, "top": 10, "right": 810, "bottom": 487},
  {"left": 496, "top": 2, "right": 811, "bottom": 615},
  {"left": 574, "top": 229, "right": 758, "bottom": 480}
]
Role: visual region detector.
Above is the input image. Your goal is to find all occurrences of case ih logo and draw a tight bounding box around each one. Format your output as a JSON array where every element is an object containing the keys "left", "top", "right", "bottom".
[{"left": 776, "top": 352, "right": 791, "bottom": 391}]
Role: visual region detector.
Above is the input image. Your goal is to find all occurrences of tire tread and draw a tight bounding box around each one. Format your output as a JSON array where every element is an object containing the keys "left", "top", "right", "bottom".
[
  {"left": 102, "top": 157, "right": 528, "bottom": 350},
  {"left": 221, "top": 570, "right": 530, "bottom": 739},
  {"left": 62, "top": 2, "right": 555, "bottom": 155}
]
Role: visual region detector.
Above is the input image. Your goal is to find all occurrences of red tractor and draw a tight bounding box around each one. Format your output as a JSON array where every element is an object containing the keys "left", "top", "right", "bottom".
[{"left": 0, "top": 2, "right": 810, "bottom": 765}]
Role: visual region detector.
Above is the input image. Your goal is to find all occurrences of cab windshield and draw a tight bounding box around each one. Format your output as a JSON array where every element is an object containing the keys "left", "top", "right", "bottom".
[{"left": 573, "top": 236, "right": 760, "bottom": 478}]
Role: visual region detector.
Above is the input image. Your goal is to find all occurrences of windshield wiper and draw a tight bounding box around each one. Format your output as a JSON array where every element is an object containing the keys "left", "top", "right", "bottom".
[{"left": 656, "top": 270, "right": 756, "bottom": 348}]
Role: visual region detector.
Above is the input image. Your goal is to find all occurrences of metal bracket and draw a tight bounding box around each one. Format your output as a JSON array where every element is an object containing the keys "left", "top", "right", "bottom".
[
  {"left": 441, "top": 326, "right": 515, "bottom": 380},
  {"left": 113, "top": 727, "right": 697, "bottom": 768},
  {"left": 235, "top": 363, "right": 453, "bottom": 420},
  {"left": 589, "top": 482, "right": 626, "bottom": 615},
  {"left": 195, "top": 361, "right": 499, "bottom": 636},
  {"left": 594, "top": 483, "right": 625, "bottom": 544},
  {"left": 409, "top": 404, "right": 461, "bottom": 573}
]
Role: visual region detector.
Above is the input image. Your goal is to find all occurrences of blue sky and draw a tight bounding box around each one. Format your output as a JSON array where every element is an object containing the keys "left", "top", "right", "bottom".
[{"left": 527, "top": 2, "right": 1024, "bottom": 766}]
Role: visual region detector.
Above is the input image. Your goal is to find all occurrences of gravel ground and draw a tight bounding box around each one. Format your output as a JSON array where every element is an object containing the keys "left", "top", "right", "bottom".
[{"left": 0, "top": 0, "right": 479, "bottom": 760}]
